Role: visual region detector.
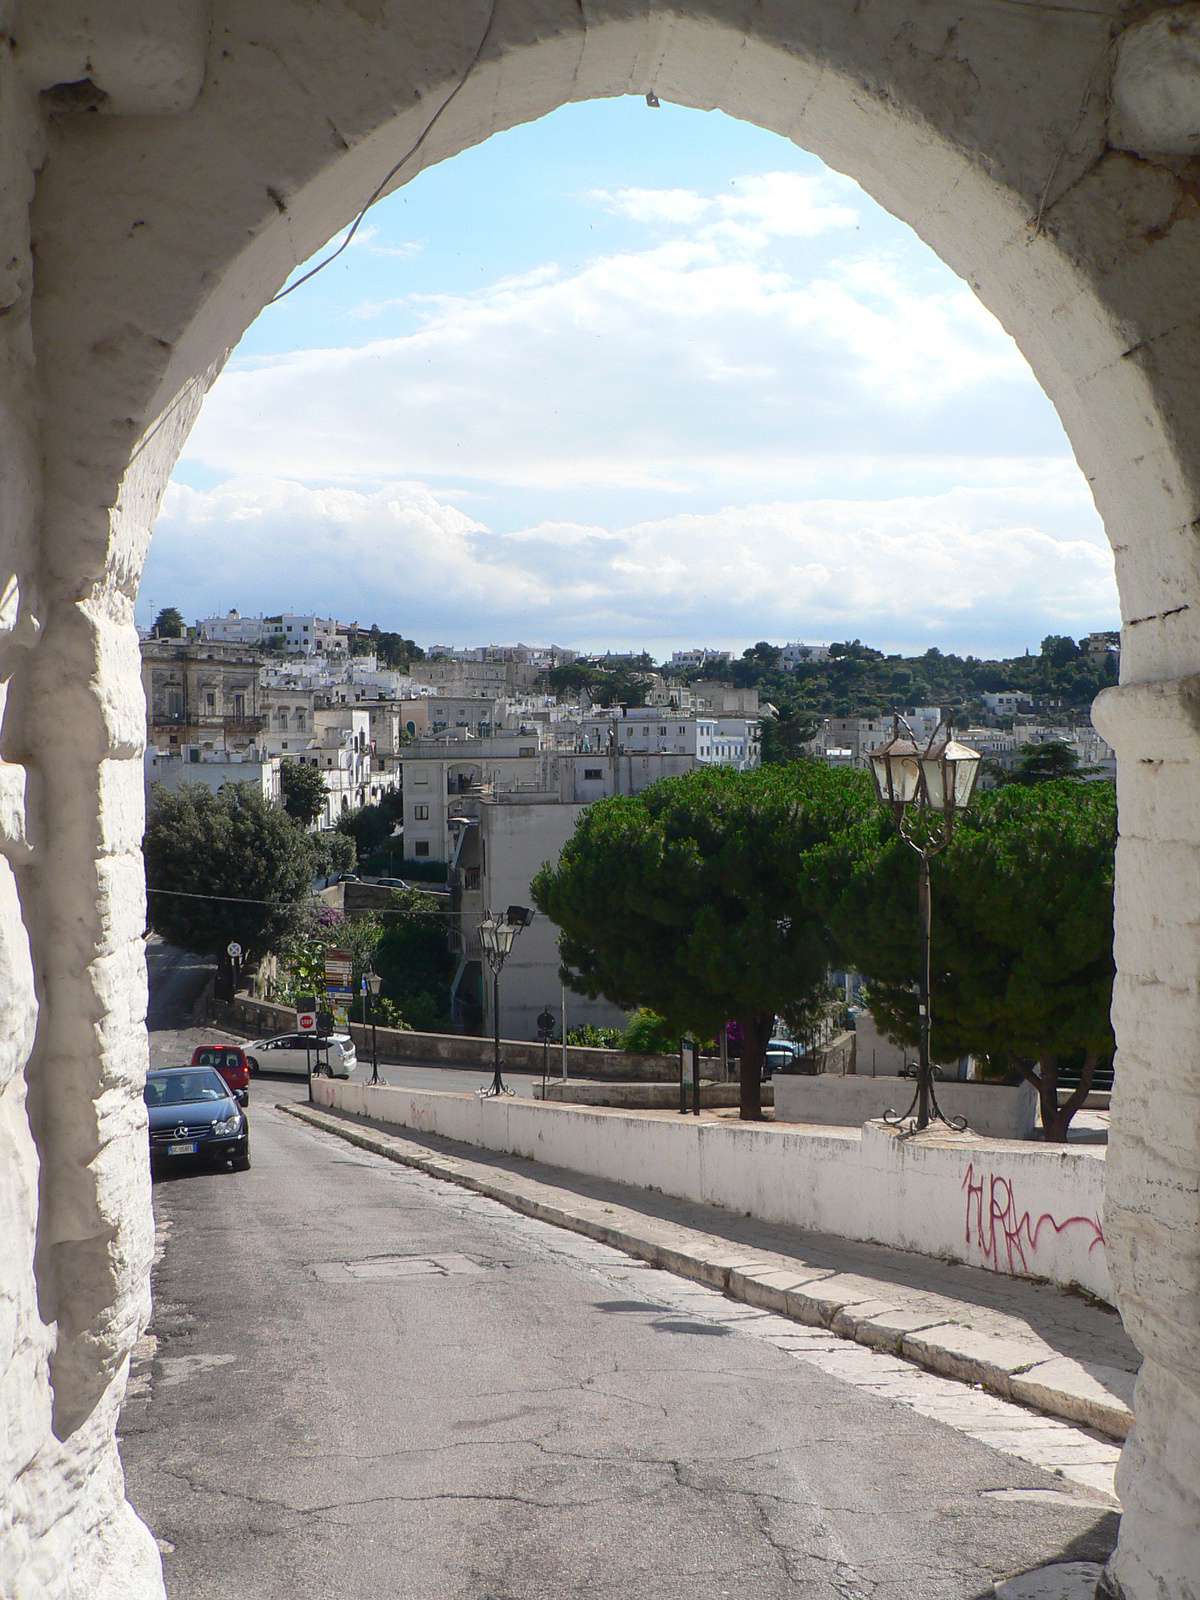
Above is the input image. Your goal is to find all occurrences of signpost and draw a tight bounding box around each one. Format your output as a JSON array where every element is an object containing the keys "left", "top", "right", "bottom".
[
  {"left": 226, "top": 940, "right": 242, "bottom": 1002},
  {"left": 537, "top": 1007, "right": 556, "bottom": 1101},
  {"left": 679, "top": 1036, "right": 700, "bottom": 1116},
  {"left": 297, "top": 993, "right": 317, "bottom": 1101},
  {"left": 323, "top": 947, "right": 354, "bottom": 1005}
]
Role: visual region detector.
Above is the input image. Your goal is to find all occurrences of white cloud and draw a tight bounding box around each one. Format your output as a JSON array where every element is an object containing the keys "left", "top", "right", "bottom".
[
  {"left": 591, "top": 171, "right": 859, "bottom": 244},
  {"left": 166, "top": 165, "right": 1109, "bottom": 654},
  {"left": 146, "top": 476, "right": 1116, "bottom": 656},
  {"left": 185, "top": 210, "right": 1042, "bottom": 495}
]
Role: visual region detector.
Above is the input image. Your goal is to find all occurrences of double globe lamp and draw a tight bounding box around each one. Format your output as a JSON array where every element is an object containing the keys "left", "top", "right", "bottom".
[{"left": 868, "top": 719, "right": 982, "bottom": 1130}]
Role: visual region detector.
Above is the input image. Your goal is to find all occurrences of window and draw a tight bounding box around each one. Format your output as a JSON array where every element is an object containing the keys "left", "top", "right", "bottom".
[
  {"left": 205, "top": 691, "right": 216, "bottom": 714},
  {"left": 296, "top": 709, "right": 306, "bottom": 731},
  {"left": 413, "top": 804, "right": 429, "bottom": 820},
  {"left": 414, "top": 772, "right": 428, "bottom": 786},
  {"left": 414, "top": 841, "right": 430, "bottom": 857},
  {"left": 166, "top": 689, "right": 183, "bottom": 718},
  {"left": 583, "top": 768, "right": 602, "bottom": 780},
  {"left": 278, "top": 710, "right": 288, "bottom": 731},
  {"left": 659, "top": 726, "right": 667, "bottom": 736},
  {"left": 232, "top": 692, "right": 245, "bottom": 722}
]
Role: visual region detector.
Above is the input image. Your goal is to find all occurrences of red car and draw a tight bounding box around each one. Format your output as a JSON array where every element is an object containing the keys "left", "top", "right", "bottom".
[{"left": 191, "top": 1044, "right": 252, "bottom": 1093}]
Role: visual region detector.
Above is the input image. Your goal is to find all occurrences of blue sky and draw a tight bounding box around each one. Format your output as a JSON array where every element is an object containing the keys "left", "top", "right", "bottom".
[{"left": 144, "top": 97, "right": 1118, "bottom": 658}]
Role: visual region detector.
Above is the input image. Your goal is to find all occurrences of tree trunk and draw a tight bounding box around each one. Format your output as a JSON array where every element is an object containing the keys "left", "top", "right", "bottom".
[
  {"left": 1042, "top": 1049, "right": 1097, "bottom": 1142},
  {"left": 738, "top": 1012, "right": 774, "bottom": 1121}
]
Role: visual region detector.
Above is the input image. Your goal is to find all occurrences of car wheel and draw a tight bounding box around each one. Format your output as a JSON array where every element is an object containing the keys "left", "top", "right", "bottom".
[{"left": 247, "top": 1056, "right": 260, "bottom": 1075}]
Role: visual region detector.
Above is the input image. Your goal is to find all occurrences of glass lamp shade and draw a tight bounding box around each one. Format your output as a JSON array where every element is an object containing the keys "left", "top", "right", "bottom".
[
  {"left": 366, "top": 971, "right": 382, "bottom": 996},
  {"left": 479, "top": 916, "right": 517, "bottom": 961},
  {"left": 869, "top": 736, "right": 922, "bottom": 809},
  {"left": 919, "top": 738, "right": 982, "bottom": 812}
]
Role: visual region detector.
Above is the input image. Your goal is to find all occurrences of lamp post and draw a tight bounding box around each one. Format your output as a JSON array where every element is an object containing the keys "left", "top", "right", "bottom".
[
  {"left": 869, "top": 716, "right": 981, "bottom": 1131},
  {"left": 478, "top": 906, "right": 532, "bottom": 1098},
  {"left": 365, "top": 967, "right": 382, "bottom": 1086}
]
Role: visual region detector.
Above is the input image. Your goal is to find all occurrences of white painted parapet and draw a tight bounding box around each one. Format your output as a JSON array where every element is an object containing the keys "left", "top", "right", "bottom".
[
  {"left": 774, "top": 1074, "right": 1038, "bottom": 1140},
  {"left": 315, "top": 1082, "right": 1111, "bottom": 1303}
]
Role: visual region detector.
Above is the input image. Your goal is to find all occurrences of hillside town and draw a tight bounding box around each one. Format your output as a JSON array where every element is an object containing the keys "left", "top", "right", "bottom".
[{"left": 141, "top": 607, "right": 1117, "bottom": 1043}]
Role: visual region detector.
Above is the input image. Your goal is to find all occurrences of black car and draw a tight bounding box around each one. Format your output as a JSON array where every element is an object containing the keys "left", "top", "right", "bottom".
[{"left": 144, "top": 1065, "right": 251, "bottom": 1173}]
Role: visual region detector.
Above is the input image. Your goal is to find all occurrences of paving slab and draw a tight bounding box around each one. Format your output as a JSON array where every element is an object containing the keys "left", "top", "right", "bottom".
[{"left": 280, "top": 1099, "right": 1139, "bottom": 1442}]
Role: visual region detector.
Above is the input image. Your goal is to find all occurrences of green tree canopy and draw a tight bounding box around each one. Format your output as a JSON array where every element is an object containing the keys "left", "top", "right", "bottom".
[
  {"left": 828, "top": 781, "right": 1115, "bottom": 1139},
  {"left": 532, "top": 764, "right": 874, "bottom": 1119},
  {"left": 280, "top": 761, "right": 329, "bottom": 827},
  {"left": 372, "top": 889, "right": 456, "bottom": 1032},
  {"left": 144, "top": 782, "right": 317, "bottom": 973},
  {"left": 336, "top": 789, "right": 403, "bottom": 858},
  {"left": 1003, "top": 741, "right": 1084, "bottom": 785},
  {"left": 760, "top": 704, "right": 818, "bottom": 766},
  {"left": 153, "top": 606, "right": 185, "bottom": 638}
]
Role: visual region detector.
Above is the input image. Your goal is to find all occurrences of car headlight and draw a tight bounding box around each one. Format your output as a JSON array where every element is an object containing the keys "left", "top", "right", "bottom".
[{"left": 213, "top": 1112, "right": 242, "bottom": 1137}]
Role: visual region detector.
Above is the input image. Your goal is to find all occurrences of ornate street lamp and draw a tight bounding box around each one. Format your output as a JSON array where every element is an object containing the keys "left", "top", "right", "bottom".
[
  {"left": 365, "top": 967, "right": 383, "bottom": 1086},
  {"left": 869, "top": 717, "right": 981, "bottom": 1130},
  {"left": 478, "top": 906, "right": 533, "bottom": 1098}
]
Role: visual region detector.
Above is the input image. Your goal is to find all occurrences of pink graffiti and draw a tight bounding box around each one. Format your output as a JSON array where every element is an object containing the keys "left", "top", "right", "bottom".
[{"left": 962, "top": 1161, "right": 1105, "bottom": 1276}]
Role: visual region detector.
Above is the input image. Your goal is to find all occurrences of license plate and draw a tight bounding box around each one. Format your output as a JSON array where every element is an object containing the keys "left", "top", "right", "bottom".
[{"left": 167, "top": 1142, "right": 197, "bottom": 1156}]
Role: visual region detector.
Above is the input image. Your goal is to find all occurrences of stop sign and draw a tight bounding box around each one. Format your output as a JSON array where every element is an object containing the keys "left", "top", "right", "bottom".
[{"left": 297, "top": 1011, "right": 316, "bottom": 1033}]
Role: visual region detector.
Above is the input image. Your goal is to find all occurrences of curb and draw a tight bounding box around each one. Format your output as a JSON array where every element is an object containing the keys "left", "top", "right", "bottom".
[{"left": 280, "top": 1100, "right": 1134, "bottom": 1442}]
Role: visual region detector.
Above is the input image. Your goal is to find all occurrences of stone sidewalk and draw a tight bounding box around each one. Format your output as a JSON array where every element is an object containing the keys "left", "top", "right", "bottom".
[{"left": 282, "top": 1100, "right": 1138, "bottom": 1447}]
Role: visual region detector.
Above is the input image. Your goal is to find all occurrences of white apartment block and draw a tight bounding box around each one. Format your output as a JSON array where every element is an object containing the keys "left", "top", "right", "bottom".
[
  {"left": 197, "top": 610, "right": 341, "bottom": 654},
  {"left": 780, "top": 641, "right": 832, "bottom": 667},
  {"left": 574, "top": 708, "right": 759, "bottom": 769},
  {"left": 449, "top": 797, "right": 629, "bottom": 1038},
  {"left": 144, "top": 748, "right": 282, "bottom": 805},
  {"left": 981, "top": 691, "right": 1032, "bottom": 718},
  {"left": 401, "top": 735, "right": 547, "bottom": 863},
  {"left": 284, "top": 707, "right": 394, "bottom": 826},
  {"left": 669, "top": 647, "right": 732, "bottom": 671}
]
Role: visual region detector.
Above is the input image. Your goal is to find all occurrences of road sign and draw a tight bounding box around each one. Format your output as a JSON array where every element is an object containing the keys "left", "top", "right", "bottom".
[
  {"left": 297, "top": 1010, "right": 317, "bottom": 1033},
  {"left": 227, "top": 941, "right": 242, "bottom": 959},
  {"left": 324, "top": 946, "right": 354, "bottom": 1000},
  {"left": 537, "top": 1009, "right": 555, "bottom": 1040}
]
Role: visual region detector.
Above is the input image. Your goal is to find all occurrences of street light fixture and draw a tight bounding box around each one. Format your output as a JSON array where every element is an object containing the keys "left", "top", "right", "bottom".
[
  {"left": 478, "top": 906, "right": 533, "bottom": 1098},
  {"left": 365, "top": 966, "right": 383, "bottom": 1086},
  {"left": 869, "top": 716, "right": 981, "bottom": 1131}
]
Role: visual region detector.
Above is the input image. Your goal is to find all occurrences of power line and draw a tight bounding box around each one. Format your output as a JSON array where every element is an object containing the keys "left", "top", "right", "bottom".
[
  {"left": 267, "top": 3, "right": 499, "bottom": 306},
  {"left": 146, "top": 885, "right": 452, "bottom": 916}
]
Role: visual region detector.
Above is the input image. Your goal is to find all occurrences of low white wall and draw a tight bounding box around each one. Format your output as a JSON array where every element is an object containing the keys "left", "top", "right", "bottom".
[
  {"left": 774, "top": 1074, "right": 1038, "bottom": 1139},
  {"left": 314, "top": 1082, "right": 1110, "bottom": 1301}
]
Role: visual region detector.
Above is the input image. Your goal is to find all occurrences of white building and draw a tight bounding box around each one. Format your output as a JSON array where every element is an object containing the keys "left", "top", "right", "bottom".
[
  {"left": 981, "top": 691, "right": 1031, "bottom": 718},
  {"left": 287, "top": 708, "right": 386, "bottom": 826},
  {"left": 144, "top": 748, "right": 282, "bottom": 805},
  {"left": 669, "top": 647, "right": 732, "bottom": 672},
  {"left": 780, "top": 641, "right": 832, "bottom": 667},
  {"left": 574, "top": 707, "right": 759, "bottom": 768},
  {"left": 449, "top": 797, "right": 629, "bottom": 1038}
]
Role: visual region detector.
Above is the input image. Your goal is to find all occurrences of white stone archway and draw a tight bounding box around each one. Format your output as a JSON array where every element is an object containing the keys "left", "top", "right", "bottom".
[{"left": 4, "top": 3, "right": 1200, "bottom": 1595}]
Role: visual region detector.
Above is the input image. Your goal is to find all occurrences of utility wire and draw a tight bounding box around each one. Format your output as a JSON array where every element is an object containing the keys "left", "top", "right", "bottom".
[
  {"left": 146, "top": 885, "right": 453, "bottom": 916},
  {"left": 267, "top": 3, "right": 498, "bottom": 306}
]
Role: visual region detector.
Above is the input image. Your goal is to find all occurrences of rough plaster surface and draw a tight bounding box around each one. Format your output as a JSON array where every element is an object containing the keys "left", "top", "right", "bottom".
[{"left": 3, "top": 2, "right": 1200, "bottom": 1595}]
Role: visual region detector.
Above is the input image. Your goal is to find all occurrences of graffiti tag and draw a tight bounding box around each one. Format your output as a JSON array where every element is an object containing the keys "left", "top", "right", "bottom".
[{"left": 962, "top": 1161, "right": 1105, "bottom": 1276}]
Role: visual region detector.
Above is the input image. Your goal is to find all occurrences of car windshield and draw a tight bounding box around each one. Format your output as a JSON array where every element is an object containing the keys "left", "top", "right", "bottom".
[
  {"left": 145, "top": 1069, "right": 229, "bottom": 1107},
  {"left": 195, "top": 1048, "right": 238, "bottom": 1067}
]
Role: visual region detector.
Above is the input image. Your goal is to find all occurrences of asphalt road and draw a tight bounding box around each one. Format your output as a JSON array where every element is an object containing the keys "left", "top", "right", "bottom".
[{"left": 120, "top": 1096, "right": 1117, "bottom": 1600}]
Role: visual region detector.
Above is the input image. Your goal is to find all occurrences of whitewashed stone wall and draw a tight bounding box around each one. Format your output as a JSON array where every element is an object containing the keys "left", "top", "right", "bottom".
[{"left": 6, "top": 3, "right": 1200, "bottom": 1595}]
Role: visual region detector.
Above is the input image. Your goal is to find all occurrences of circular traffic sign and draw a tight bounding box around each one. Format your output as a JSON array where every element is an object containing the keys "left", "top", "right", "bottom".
[{"left": 227, "top": 941, "right": 243, "bottom": 959}]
